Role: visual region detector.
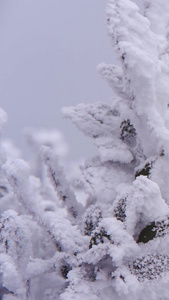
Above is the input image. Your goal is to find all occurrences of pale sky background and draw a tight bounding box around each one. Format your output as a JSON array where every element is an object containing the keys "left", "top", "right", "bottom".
[{"left": 0, "top": 0, "right": 142, "bottom": 161}]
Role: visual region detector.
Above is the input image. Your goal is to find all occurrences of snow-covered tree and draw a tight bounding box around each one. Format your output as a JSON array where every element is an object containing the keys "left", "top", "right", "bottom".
[{"left": 0, "top": 0, "right": 169, "bottom": 299}]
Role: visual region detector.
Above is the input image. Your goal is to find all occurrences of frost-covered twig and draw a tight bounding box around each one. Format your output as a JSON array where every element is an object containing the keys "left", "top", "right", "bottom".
[
  {"left": 41, "top": 146, "right": 84, "bottom": 218},
  {"left": 4, "top": 159, "right": 87, "bottom": 254},
  {"left": 98, "top": 63, "right": 131, "bottom": 99}
]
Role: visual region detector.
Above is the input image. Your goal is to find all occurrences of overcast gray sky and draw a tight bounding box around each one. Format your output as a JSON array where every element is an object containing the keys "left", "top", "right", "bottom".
[{"left": 0, "top": 1, "right": 121, "bottom": 160}]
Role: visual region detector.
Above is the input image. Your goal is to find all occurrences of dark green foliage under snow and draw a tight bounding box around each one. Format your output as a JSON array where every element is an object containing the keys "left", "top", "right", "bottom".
[
  {"left": 114, "top": 197, "right": 127, "bottom": 222},
  {"left": 89, "top": 227, "right": 111, "bottom": 249},
  {"left": 135, "top": 162, "right": 152, "bottom": 178},
  {"left": 120, "top": 119, "right": 136, "bottom": 146},
  {"left": 84, "top": 206, "right": 102, "bottom": 236},
  {"left": 60, "top": 260, "right": 72, "bottom": 279},
  {"left": 138, "top": 217, "right": 169, "bottom": 244},
  {"left": 129, "top": 254, "right": 169, "bottom": 281}
]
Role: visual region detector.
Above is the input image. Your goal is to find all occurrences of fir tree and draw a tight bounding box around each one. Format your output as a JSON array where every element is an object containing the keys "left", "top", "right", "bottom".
[{"left": 0, "top": 0, "right": 169, "bottom": 299}]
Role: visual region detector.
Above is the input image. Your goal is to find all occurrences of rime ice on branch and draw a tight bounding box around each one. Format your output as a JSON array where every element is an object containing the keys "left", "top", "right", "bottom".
[
  {"left": 61, "top": 0, "right": 169, "bottom": 299},
  {"left": 1, "top": 0, "right": 169, "bottom": 300}
]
